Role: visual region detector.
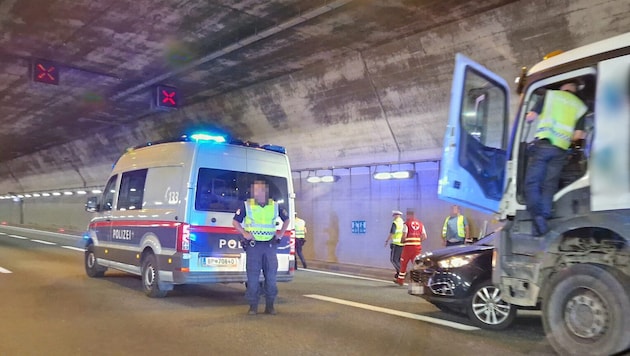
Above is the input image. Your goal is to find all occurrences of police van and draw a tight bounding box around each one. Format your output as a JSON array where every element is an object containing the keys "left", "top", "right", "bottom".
[{"left": 83, "top": 133, "right": 295, "bottom": 297}]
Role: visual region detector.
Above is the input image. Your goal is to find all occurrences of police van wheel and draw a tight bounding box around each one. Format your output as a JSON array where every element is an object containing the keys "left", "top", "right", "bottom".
[
  {"left": 542, "top": 264, "right": 630, "bottom": 355},
  {"left": 85, "top": 245, "right": 106, "bottom": 278},
  {"left": 141, "top": 253, "right": 168, "bottom": 298}
]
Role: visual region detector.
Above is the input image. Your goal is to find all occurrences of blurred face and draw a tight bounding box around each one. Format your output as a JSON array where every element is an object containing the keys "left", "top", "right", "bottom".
[
  {"left": 560, "top": 82, "right": 577, "bottom": 93},
  {"left": 252, "top": 180, "right": 269, "bottom": 203},
  {"left": 451, "top": 205, "right": 460, "bottom": 216}
]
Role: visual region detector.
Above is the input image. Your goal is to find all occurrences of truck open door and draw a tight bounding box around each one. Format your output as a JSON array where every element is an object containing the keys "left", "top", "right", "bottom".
[{"left": 438, "top": 54, "right": 511, "bottom": 214}]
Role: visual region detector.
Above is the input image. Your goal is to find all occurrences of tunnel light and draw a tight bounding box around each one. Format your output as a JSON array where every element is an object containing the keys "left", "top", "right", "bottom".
[
  {"left": 63, "top": 191, "right": 73, "bottom": 196},
  {"left": 76, "top": 190, "right": 87, "bottom": 195},
  {"left": 306, "top": 176, "right": 321, "bottom": 183},
  {"left": 16, "top": 194, "right": 24, "bottom": 198},
  {"left": 42, "top": 193, "right": 51, "bottom": 197},
  {"left": 91, "top": 189, "right": 102, "bottom": 194},
  {"left": 373, "top": 170, "right": 415, "bottom": 180},
  {"left": 52, "top": 192, "right": 61, "bottom": 196},
  {"left": 24, "top": 194, "right": 32, "bottom": 198},
  {"left": 32, "top": 193, "right": 41, "bottom": 197}
]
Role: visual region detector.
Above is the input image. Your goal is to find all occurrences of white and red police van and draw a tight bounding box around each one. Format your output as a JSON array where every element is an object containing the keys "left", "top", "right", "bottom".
[{"left": 83, "top": 133, "right": 295, "bottom": 297}]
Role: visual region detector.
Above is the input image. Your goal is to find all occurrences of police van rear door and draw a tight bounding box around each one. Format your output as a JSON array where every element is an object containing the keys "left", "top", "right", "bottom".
[{"left": 438, "top": 54, "right": 510, "bottom": 214}]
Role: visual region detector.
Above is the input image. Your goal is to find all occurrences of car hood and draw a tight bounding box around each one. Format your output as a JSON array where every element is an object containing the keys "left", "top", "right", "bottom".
[{"left": 420, "top": 244, "right": 493, "bottom": 261}]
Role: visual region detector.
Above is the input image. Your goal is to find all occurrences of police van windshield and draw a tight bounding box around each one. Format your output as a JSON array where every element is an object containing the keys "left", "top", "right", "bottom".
[{"left": 195, "top": 168, "right": 288, "bottom": 213}]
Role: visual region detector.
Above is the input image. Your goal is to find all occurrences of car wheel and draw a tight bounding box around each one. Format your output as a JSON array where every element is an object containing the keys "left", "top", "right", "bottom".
[
  {"left": 84, "top": 245, "right": 106, "bottom": 278},
  {"left": 542, "top": 264, "right": 630, "bottom": 356},
  {"left": 466, "top": 280, "right": 516, "bottom": 330},
  {"left": 141, "top": 253, "right": 168, "bottom": 298}
]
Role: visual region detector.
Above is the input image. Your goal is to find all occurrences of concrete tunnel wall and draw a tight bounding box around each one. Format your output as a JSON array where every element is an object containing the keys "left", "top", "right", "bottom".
[{"left": 1, "top": 0, "right": 629, "bottom": 269}]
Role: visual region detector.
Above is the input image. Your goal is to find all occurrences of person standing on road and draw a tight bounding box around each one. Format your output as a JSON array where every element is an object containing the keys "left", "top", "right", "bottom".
[
  {"left": 441, "top": 205, "right": 470, "bottom": 247},
  {"left": 294, "top": 212, "right": 307, "bottom": 270},
  {"left": 384, "top": 210, "right": 406, "bottom": 282},
  {"left": 395, "top": 209, "right": 427, "bottom": 286},
  {"left": 233, "top": 179, "right": 290, "bottom": 316}
]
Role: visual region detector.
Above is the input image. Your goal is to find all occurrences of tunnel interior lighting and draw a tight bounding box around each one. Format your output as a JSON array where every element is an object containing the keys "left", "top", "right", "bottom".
[
  {"left": 63, "top": 191, "right": 73, "bottom": 196},
  {"left": 76, "top": 190, "right": 87, "bottom": 195},
  {"left": 306, "top": 176, "right": 321, "bottom": 183},
  {"left": 91, "top": 189, "right": 102, "bottom": 194},
  {"left": 52, "top": 192, "right": 61, "bottom": 196},
  {"left": 373, "top": 170, "right": 415, "bottom": 180},
  {"left": 32, "top": 193, "right": 41, "bottom": 197},
  {"left": 42, "top": 193, "right": 51, "bottom": 197},
  {"left": 24, "top": 194, "right": 32, "bottom": 198}
]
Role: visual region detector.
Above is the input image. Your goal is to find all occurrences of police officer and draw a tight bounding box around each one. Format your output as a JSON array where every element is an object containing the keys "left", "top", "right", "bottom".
[
  {"left": 294, "top": 212, "right": 307, "bottom": 270},
  {"left": 441, "top": 205, "right": 470, "bottom": 246},
  {"left": 525, "top": 80, "right": 587, "bottom": 236},
  {"left": 384, "top": 210, "right": 405, "bottom": 282},
  {"left": 232, "top": 179, "right": 289, "bottom": 315}
]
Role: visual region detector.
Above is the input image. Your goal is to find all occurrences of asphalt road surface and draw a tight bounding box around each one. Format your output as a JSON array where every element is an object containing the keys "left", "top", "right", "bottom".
[{"left": 0, "top": 225, "right": 556, "bottom": 356}]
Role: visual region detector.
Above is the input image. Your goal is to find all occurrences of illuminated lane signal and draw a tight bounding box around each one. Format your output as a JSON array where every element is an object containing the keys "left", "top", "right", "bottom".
[
  {"left": 154, "top": 85, "right": 179, "bottom": 109},
  {"left": 32, "top": 59, "right": 60, "bottom": 85}
]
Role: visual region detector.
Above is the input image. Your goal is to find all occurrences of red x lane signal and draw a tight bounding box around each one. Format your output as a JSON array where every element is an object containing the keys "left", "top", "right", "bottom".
[
  {"left": 32, "top": 59, "right": 59, "bottom": 85},
  {"left": 155, "top": 85, "right": 178, "bottom": 109}
]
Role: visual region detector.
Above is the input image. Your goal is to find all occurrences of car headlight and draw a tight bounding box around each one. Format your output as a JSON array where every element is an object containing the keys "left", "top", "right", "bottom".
[
  {"left": 414, "top": 251, "right": 432, "bottom": 264},
  {"left": 437, "top": 254, "right": 480, "bottom": 269}
]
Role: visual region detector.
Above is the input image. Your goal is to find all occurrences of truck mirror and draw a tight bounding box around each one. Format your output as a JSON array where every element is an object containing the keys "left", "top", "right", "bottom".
[{"left": 85, "top": 196, "right": 100, "bottom": 212}]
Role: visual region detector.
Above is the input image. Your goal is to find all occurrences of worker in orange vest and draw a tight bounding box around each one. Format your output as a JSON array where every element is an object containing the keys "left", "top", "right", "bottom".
[{"left": 396, "top": 209, "right": 427, "bottom": 286}]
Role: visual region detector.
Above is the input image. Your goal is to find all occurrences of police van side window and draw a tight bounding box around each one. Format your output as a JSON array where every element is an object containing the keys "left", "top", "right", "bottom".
[
  {"left": 102, "top": 175, "right": 118, "bottom": 211},
  {"left": 117, "top": 169, "right": 148, "bottom": 211}
]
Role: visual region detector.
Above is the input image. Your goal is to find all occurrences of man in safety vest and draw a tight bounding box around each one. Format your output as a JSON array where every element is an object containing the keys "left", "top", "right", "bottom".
[
  {"left": 384, "top": 210, "right": 406, "bottom": 282},
  {"left": 233, "top": 179, "right": 290, "bottom": 315},
  {"left": 442, "top": 205, "right": 470, "bottom": 246},
  {"left": 525, "top": 80, "right": 587, "bottom": 236},
  {"left": 396, "top": 209, "right": 427, "bottom": 286},
  {"left": 294, "top": 212, "right": 307, "bottom": 270}
]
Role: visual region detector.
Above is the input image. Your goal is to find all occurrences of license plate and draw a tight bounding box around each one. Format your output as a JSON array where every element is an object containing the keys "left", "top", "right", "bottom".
[
  {"left": 408, "top": 282, "right": 424, "bottom": 295},
  {"left": 203, "top": 257, "right": 239, "bottom": 267}
]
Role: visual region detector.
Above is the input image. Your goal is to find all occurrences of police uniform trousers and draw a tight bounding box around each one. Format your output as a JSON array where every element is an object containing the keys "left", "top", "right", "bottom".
[{"left": 245, "top": 240, "right": 278, "bottom": 305}]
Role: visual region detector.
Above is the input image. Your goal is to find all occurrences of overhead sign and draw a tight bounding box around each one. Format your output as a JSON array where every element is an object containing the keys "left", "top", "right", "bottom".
[
  {"left": 32, "top": 59, "right": 59, "bottom": 85},
  {"left": 155, "top": 85, "right": 178, "bottom": 109}
]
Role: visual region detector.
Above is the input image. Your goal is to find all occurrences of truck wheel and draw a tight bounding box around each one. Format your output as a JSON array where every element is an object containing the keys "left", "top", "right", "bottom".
[
  {"left": 466, "top": 280, "right": 516, "bottom": 330},
  {"left": 141, "top": 253, "right": 168, "bottom": 298},
  {"left": 542, "top": 264, "right": 630, "bottom": 355},
  {"left": 85, "top": 245, "right": 106, "bottom": 278}
]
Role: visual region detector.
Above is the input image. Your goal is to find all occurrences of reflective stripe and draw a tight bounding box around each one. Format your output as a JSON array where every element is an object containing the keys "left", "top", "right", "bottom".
[
  {"left": 442, "top": 215, "right": 465, "bottom": 239},
  {"left": 295, "top": 218, "right": 306, "bottom": 239}
]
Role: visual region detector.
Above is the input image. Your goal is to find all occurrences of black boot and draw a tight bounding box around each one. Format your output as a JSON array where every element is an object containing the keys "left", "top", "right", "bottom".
[
  {"left": 248, "top": 305, "right": 258, "bottom": 315},
  {"left": 264, "top": 302, "right": 276, "bottom": 315}
]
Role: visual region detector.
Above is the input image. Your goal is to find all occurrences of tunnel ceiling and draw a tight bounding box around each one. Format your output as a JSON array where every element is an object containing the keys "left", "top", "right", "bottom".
[{"left": 0, "top": 0, "right": 516, "bottom": 163}]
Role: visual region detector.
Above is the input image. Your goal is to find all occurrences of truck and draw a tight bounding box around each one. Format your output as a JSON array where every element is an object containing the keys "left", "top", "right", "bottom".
[{"left": 438, "top": 32, "right": 630, "bottom": 355}]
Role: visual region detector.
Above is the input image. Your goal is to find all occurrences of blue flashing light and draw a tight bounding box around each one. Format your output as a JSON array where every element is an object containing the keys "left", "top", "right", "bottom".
[
  {"left": 190, "top": 133, "right": 226, "bottom": 143},
  {"left": 189, "top": 233, "right": 197, "bottom": 242},
  {"left": 261, "top": 144, "right": 286, "bottom": 154}
]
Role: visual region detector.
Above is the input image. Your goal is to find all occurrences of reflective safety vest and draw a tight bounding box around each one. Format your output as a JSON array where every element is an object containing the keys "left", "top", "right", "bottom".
[
  {"left": 442, "top": 215, "right": 466, "bottom": 240},
  {"left": 392, "top": 217, "right": 404, "bottom": 246},
  {"left": 404, "top": 218, "right": 424, "bottom": 246},
  {"left": 295, "top": 217, "right": 306, "bottom": 239},
  {"left": 243, "top": 198, "right": 278, "bottom": 241},
  {"left": 535, "top": 90, "right": 588, "bottom": 150}
]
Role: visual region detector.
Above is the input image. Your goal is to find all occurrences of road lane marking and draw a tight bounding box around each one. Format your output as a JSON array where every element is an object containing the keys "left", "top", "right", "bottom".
[
  {"left": 8, "top": 234, "right": 28, "bottom": 239},
  {"left": 61, "top": 246, "right": 85, "bottom": 252},
  {"left": 304, "top": 294, "right": 480, "bottom": 331},
  {"left": 302, "top": 269, "right": 393, "bottom": 284},
  {"left": 0, "top": 266, "right": 12, "bottom": 273},
  {"left": 31, "top": 239, "right": 56, "bottom": 245}
]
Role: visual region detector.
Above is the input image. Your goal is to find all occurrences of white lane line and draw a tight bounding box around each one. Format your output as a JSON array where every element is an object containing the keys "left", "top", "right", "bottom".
[
  {"left": 0, "top": 266, "right": 12, "bottom": 273},
  {"left": 0, "top": 232, "right": 6, "bottom": 235},
  {"left": 8, "top": 234, "right": 28, "bottom": 240},
  {"left": 301, "top": 269, "right": 392, "bottom": 284},
  {"left": 61, "top": 246, "right": 85, "bottom": 252},
  {"left": 31, "top": 239, "right": 56, "bottom": 245},
  {"left": 305, "top": 294, "right": 480, "bottom": 331}
]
